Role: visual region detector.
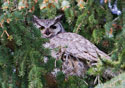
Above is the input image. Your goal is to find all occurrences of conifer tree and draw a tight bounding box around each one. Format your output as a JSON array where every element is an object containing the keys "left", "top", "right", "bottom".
[{"left": 0, "top": 0, "right": 124, "bottom": 88}]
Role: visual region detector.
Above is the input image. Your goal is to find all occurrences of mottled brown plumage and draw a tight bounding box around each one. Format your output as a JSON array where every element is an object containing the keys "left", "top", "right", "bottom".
[
  {"left": 44, "top": 32, "right": 111, "bottom": 77},
  {"left": 46, "top": 32, "right": 110, "bottom": 61},
  {"left": 33, "top": 15, "right": 111, "bottom": 77}
]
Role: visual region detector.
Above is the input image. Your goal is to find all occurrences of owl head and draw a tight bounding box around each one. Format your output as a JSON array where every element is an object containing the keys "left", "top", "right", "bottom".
[{"left": 33, "top": 15, "right": 65, "bottom": 38}]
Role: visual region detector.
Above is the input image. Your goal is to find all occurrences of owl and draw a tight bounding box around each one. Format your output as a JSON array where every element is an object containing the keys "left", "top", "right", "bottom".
[
  {"left": 33, "top": 15, "right": 111, "bottom": 77},
  {"left": 33, "top": 15, "right": 65, "bottom": 38}
]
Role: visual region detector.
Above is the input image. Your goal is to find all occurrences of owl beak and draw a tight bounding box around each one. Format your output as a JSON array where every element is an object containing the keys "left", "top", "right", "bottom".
[
  {"left": 43, "top": 29, "right": 53, "bottom": 38},
  {"left": 44, "top": 29, "right": 50, "bottom": 35}
]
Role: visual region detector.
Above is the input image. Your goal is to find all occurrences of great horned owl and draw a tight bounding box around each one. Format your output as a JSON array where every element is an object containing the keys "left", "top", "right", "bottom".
[
  {"left": 33, "top": 15, "right": 65, "bottom": 38},
  {"left": 33, "top": 15, "right": 111, "bottom": 77}
]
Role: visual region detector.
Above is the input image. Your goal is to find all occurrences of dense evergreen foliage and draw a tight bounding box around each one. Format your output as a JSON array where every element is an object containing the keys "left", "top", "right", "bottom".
[
  {"left": 0, "top": 0, "right": 124, "bottom": 88},
  {"left": 95, "top": 72, "right": 125, "bottom": 88}
]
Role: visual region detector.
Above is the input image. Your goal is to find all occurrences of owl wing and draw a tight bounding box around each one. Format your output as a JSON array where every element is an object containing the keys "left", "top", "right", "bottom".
[{"left": 49, "top": 32, "right": 110, "bottom": 62}]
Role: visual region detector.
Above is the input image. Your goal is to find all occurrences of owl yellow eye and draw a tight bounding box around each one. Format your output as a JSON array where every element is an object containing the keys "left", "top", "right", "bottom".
[
  {"left": 40, "top": 28, "right": 44, "bottom": 30},
  {"left": 40, "top": 26, "right": 45, "bottom": 30}
]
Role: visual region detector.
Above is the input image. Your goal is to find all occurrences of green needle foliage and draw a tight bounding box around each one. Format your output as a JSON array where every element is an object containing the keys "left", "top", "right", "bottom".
[
  {"left": 0, "top": 13, "right": 53, "bottom": 88},
  {"left": 95, "top": 72, "right": 125, "bottom": 88}
]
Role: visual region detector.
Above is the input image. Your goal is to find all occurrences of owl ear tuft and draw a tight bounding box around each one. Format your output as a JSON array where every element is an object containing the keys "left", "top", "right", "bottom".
[
  {"left": 54, "top": 14, "right": 63, "bottom": 22},
  {"left": 32, "top": 15, "right": 39, "bottom": 22},
  {"left": 32, "top": 15, "right": 42, "bottom": 28}
]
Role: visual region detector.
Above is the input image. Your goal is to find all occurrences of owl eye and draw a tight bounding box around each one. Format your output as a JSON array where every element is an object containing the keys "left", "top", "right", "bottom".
[
  {"left": 50, "top": 25, "right": 57, "bottom": 29},
  {"left": 40, "top": 26, "right": 45, "bottom": 30}
]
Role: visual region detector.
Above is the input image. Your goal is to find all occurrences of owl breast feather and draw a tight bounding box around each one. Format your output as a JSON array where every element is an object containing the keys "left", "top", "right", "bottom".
[{"left": 44, "top": 32, "right": 110, "bottom": 62}]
